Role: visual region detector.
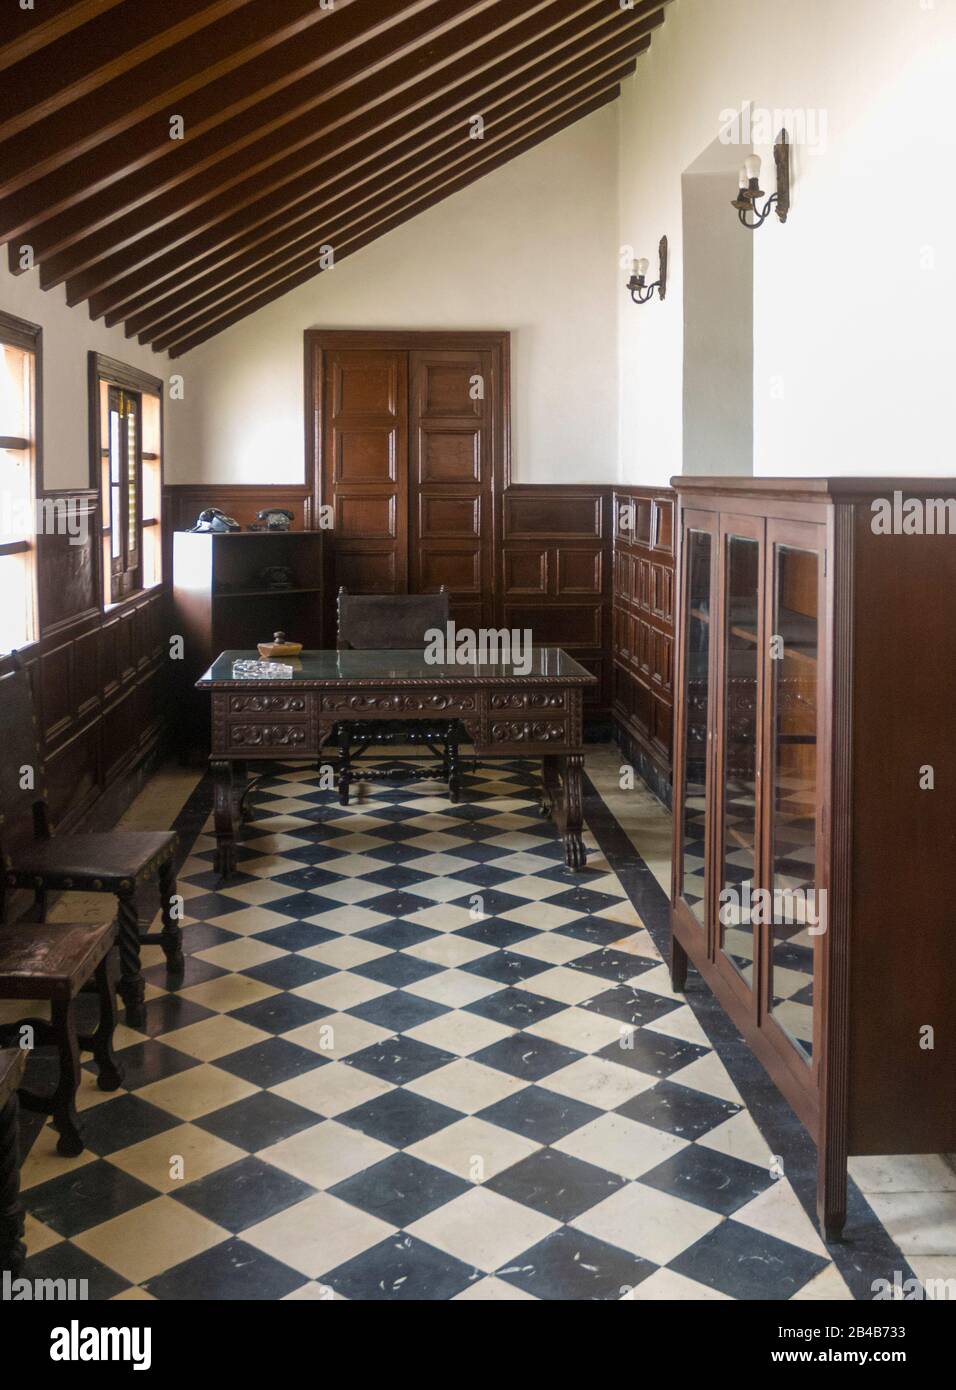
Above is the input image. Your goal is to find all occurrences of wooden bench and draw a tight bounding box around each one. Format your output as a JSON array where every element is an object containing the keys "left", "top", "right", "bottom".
[{"left": 0, "top": 920, "right": 123, "bottom": 1157}]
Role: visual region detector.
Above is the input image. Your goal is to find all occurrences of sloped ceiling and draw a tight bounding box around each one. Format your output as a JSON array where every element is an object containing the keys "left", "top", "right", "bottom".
[{"left": 0, "top": 0, "right": 670, "bottom": 357}]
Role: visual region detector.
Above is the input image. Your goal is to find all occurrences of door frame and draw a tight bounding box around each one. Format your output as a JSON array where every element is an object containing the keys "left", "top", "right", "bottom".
[{"left": 304, "top": 330, "right": 511, "bottom": 583}]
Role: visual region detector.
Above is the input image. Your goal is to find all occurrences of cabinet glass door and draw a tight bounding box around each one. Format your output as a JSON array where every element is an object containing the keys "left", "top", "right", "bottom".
[
  {"left": 717, "top": 528, "right": 762, "bottom": 990},
  {"left": 767, "top": 539, "right": 822, "bottom": 1063},
  {"left": 677, "top": 525, "right": 714, "bottom": 927}
]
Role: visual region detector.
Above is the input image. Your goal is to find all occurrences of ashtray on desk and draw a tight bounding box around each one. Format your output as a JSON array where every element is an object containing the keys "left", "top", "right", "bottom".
[{"left": 232, "top": 658, "right": 294, "bottom": 678}]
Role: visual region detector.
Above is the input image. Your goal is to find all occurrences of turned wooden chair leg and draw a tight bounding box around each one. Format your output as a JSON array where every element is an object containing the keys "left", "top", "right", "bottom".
[
  {"left": 91, "top": 950, "right": 123, "bottom": 1093},
  {"left": 116, "top": 887, "right": 146, "bottom": 1029},
  {"left": 447, "top": 731, "right": 462, "bottom": 803},
  {"left": 50, "top": 999, "right": 84, "bottom": 1157},
  {"left": 157, "top": 860, "right": 185, "bottom": 979},
  {"left": 0, "top": 1088, "right": 25, "bottom": 1274},
  {"left": 338, "top": 729, "right": 352, "bottom": 806}
]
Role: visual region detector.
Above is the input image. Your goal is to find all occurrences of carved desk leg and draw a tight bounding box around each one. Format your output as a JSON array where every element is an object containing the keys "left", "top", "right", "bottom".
[
  {"left": 562, "top": 753, "right": 586, "bottom": 871},
  {"left": 211, "top": 760, "right": 239, "bottom": 879}
]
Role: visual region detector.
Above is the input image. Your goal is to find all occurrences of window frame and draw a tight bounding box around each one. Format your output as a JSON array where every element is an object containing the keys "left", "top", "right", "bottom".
[
  {"left": 0, "top": 309, "right": 42, "bottom": 654},
  {"left": 88, "top": 352, "right": 164, "bottom": 610}
]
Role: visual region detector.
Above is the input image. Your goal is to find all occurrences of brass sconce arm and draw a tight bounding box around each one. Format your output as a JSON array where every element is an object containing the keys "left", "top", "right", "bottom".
[
  {"left": 731, "top": 130, "right": 791, "bottom": 231},
  {"left": 627, "top": 236, "right": 668, "bottom": 304}
]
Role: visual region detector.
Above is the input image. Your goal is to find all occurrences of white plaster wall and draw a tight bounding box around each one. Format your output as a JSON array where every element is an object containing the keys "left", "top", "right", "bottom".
[
  {"left": 167, "top": 105, "right": 620, "bottom": 486},
  {"left": 619, "top": 0, "right": 956, "bottom": 483},
  {"left": 0, "top": 260, "right": 170, "bottom": 492},
  {"left": 681, "top": 168, "right": 753, "bottom": 475}
]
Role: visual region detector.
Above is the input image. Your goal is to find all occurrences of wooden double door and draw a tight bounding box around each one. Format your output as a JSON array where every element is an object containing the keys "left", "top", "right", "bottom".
[{"left": 311, "top": 331, "right": 509, "bottom": 633}]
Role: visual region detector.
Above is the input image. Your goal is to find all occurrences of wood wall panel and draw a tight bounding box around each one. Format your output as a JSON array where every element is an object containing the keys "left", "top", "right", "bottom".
[
  {"left": 501, "top": 485, "right": 611, "bottom": 718},
  {"left": 612, "top": 486, "right": 675, "bottom": 797},
  {"left": 0, "top": 490, "right": 172, "bottom": 838}
]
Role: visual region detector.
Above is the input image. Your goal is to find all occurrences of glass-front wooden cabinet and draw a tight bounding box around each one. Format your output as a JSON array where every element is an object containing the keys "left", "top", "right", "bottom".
[{"left": 669, "top": 478, "right": 956, "bottom": 1243}]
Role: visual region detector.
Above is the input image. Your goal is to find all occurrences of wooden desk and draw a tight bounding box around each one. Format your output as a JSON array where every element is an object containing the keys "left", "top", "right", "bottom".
[{"left": 197, "top": 648, "right": 596, "bottom": 877}]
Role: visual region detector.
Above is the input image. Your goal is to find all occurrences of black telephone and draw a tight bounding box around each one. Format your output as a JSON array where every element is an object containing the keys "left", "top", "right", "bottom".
[
  {"left": 250, "top": 508, "right": 294, "bottom": 532},
  {"left": 189, "top": 507, "right": 240, "bottom": 533}
]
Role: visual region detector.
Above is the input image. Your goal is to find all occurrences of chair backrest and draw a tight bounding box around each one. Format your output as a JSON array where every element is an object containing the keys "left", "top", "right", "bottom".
[
  {"left": 337, "top": 589, "right": 450, "bottom": 650},
  {"left": 0, "top": 664, "right": 45, "bottom": 857}
]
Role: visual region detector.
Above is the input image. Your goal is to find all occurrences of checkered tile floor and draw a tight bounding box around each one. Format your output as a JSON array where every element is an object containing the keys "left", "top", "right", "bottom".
[{"left": 14, "top": 758, "right": 850, "bottom": 1300}]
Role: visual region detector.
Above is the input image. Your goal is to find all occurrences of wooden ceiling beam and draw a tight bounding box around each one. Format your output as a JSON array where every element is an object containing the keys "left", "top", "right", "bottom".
[
  {"left": 0, "top": 0, "right": 495, "bottom": 246},
  {"left": 152, "top": 72, "right": 623, "bottom": 352},
  {"left": 48, "top": 0, "right": 659, "bottom": 297},
  {"left": 164, "top": 87, "right": 618, "bottom": 359},
  {"left": 0, "top": 1, "right": 126, "bottom": 74},
  {"left": 129, "top": 42, "right": 650, "bottom": 343},
  {"left": 21, "top": 0, "right": 568, "bottom": 275},
  {"left": 109, "top": 19, "right": 658, "bottom": 332},
  {"left": 0, "top": 0, "right": 365, "bottom": 209},
  {"left": 0, "top": 0, "right": 255, "bottom": 143},
  {"left": 88, "top": 1, "right": 649, "bottom": 319}
]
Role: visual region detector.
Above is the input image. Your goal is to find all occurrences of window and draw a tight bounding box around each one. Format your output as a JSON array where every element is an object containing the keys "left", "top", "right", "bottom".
[
  {"left": 0, "top": 312, "right": 41, "bottom": 655},
  {"left": 90, "top": 354, "right": 163, "bottom": 606}
]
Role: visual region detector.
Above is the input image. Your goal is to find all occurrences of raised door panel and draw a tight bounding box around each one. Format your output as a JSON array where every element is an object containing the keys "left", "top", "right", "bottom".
[
  {"left": 324, "top": 350, "right": 407, "bottom": 595},
  {"left": 409, "top": 349, "right": 494, "bottom": 627}
]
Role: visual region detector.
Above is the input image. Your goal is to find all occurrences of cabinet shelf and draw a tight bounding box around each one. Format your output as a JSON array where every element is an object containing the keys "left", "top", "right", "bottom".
[{"left": 214, "top": 586, "right": 323, "bottom": 599}]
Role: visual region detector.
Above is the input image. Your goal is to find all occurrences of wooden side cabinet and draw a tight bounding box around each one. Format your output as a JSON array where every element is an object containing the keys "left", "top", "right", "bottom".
[
  {"left": 669, "top": 476, "right": 956, "bottom": 1239},
  {"left": 172, "top": 530, "right": 326, "bottom": 753}
]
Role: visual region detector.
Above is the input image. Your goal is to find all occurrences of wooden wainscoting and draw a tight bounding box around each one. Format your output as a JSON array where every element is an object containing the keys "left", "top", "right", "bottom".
[
  {"left": 163, "top": 484, "right": 315, "bottom": 533},
  {"left": 612, "top": 486, "right": 675, "bottom": 802},
  {"left": 500, "top": 485, "right": 612, "bottom": 721},
  {"left": 0, "top": 492, "right": 171, "bottom": 835}
]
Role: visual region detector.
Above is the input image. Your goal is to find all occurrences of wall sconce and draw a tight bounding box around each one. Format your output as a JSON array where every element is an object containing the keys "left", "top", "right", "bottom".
[
  {"left": 627, "top": 236, "right": 667, "bottom": 304},
  {"left": 731, "top": 130, "right": 790, "bottom": 230}
]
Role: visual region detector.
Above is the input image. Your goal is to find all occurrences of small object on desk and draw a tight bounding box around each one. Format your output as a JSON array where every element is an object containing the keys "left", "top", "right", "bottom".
[
  {"left": 257, "top": 631, "right": 302, "bottom": 659},
  {"left": 189, "top": 507, "right": 241, "bottom": 533},
  {"left": 249, "top": 508, "right": 294, "bottom": 531},
  {"left": 232, "top": 658, "right": 295, "bottom": 678},
  {"left": 259, "top": 564, "right": 295, "bottom": 590}
]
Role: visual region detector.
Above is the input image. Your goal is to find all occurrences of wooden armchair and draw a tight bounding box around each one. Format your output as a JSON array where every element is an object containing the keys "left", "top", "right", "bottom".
[
  {"left": 334, "top": 587, "right": 464, "bottom": 803},
  {"left": 0, "top": 663, "right": 182, "bottom": 1028}
]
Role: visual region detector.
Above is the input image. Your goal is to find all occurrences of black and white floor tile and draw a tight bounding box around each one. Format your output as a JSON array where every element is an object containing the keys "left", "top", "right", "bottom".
[{"left": 11, "top": 757, "right": 908, "bottom": 1300}]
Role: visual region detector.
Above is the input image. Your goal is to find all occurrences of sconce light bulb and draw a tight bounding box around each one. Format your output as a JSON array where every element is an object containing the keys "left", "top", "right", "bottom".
[
  {"left": 738, "top": 167, "right": 748, "bottom": 189},
  {"left": 744, "top": 153, "right": 762, "bottom": 181},
  {"left": 636, "top": 257, "right": 650, "bottom": 278}
]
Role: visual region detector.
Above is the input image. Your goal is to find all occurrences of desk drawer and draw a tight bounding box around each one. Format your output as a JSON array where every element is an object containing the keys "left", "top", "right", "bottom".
[
  {"left": 319, "top": 691, "right": 478, "bottom": 717},
  {"left": 225, "top": 722, "right": 310, "bottom": 752},
  {"left": 487, "top": 718, "right": 571, "bottom": 746},
  {"left": 228, "top": 694, "right": 310, "bottom": 716},
  {"left": 488, "top": 689, "right": 569, "bottom": 714}
]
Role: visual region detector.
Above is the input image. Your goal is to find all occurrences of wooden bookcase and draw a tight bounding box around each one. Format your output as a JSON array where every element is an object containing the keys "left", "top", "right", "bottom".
[
  {"left": 669, "top": 476, "right": 956, "bottom": 1239},
  {"left": 172, "top": 530, "right": 326, "bottom": 752}
]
